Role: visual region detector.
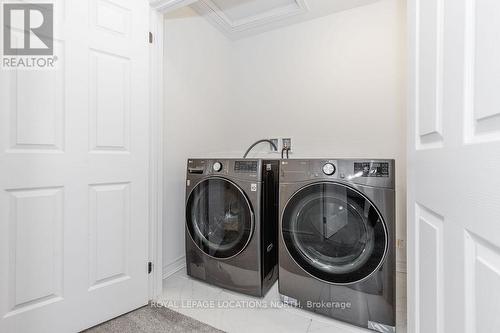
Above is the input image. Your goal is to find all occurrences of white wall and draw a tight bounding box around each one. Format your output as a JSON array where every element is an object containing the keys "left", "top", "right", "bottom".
[
  {"left": 229, "top": 0, "right": 407, "bottom": 268},
  {"left": 163, "top": 0, "right": 407, "bottom": 273},
  {"left": 162, "top": 7, "right": 234, "bottom": 276}
]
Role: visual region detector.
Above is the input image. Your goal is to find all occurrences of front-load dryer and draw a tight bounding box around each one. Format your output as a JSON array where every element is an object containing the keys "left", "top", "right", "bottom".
[
  {"left": 185, "top": 159, "right": 279, "bottom": 297},
  {"left": 279, "top": 159, "right": 396, "bottom": 332}
]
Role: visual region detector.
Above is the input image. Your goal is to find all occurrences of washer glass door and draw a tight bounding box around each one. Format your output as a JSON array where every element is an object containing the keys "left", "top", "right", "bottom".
[
  {"left": 282, "top": 182, "right": 387, "bottom": 284},
  {"left": 186, "top": 178, "right": 253, "bottom": 259}
]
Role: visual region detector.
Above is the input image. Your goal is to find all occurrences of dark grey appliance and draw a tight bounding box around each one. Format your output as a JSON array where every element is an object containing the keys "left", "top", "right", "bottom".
[
  {"left": 185, "top": 159, "right": 279, "bottom": 297},
  {"left": 279, "top": 159, "right": 396, "bottom": 333}
]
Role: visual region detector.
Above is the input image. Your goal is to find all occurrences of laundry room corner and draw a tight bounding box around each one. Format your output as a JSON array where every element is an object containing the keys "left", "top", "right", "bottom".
[{"left": 161, "top": 0, "right": 407, "bottom": 280}]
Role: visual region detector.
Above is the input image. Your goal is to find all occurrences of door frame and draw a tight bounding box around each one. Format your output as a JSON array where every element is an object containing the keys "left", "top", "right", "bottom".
[
  {"left": 406, "top": 0, "right": 416, "bottom": 330},
  {"left": 148, "top": 0, "right": 198, "bottom": 301},
  {"left": 148, "top": 4, "right": 164, "bottom": 300}
]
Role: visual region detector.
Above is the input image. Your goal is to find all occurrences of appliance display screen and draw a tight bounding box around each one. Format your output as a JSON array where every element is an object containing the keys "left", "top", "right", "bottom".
[
  {"left": 354, "top": 162, "right": 389, "bottom": 177},
  {"left": 234, "top": 161, "right": 258, "bottom": 173}
]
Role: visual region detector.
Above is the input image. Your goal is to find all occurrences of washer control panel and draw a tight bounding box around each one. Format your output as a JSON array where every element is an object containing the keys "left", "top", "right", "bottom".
[
  {"left": 187, "top": 159, "right": 265, "bottom": 182},
  {"left": 234, "top": 161, "right": 258, "bottom": 173}
]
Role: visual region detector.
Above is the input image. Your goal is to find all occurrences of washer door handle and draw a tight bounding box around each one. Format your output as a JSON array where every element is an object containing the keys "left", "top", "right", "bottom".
[{"left": 267, "top": 243, "right": 274, "bottom": 253}]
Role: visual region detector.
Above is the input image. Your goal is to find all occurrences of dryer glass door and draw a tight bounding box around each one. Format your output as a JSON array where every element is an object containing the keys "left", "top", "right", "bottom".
[
  {"left": 186, "top": 178, "right": 254, "bottom": 259},
  {"left": 282, "top": 182, "right": 387, "bottom": 284}
]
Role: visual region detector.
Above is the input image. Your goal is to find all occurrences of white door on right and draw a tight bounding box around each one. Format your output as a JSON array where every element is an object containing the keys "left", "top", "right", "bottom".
[{"left": 408, "top": 0, "right": 500, "bottom": 332}]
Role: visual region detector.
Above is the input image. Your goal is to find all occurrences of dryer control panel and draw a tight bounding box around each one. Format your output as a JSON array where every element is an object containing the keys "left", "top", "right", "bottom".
[
  {"left": 354, "top": 162, "right": 389, "bottom": 178},
  {"left": 280, "top": 159, "right": 395, "bottom": 190}
]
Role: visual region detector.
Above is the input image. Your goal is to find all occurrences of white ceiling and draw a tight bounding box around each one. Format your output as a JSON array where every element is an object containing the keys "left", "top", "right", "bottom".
[{"left": 191, "top": 0, "right": 381, "bottom": 40}]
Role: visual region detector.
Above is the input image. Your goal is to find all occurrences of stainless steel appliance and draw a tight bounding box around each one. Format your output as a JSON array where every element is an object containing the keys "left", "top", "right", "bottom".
[
  {"left": 279, "top": 159, "right": 396, "bottom": 332},
  {"left": 185, "top": 159, "right": 279, "bottom": 297}
]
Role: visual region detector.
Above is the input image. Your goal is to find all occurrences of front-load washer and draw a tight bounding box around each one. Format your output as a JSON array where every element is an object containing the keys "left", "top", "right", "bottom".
[
  {"left": 185, "top": 159, "right": 279, "bottom": 297},
  {"left": 279, "top": 159, "right": 396, "bottom": 332}
]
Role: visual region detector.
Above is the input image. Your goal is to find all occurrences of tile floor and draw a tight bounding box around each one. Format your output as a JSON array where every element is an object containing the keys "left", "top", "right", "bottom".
[{"left": 161, "top": 269, "right": 407, "bottom": 333}]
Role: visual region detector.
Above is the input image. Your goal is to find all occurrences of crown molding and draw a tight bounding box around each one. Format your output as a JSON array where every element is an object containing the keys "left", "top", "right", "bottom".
[
  {"left": 150, "top": 0, "right": 199, "bottom": 13},
  {"left": 192, "top": 0, "right": 309, "bottom": 40}
]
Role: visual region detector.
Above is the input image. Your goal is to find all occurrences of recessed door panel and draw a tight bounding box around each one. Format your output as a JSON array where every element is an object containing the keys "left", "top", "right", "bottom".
[
  {"left": 465, "top": 0, "right": 500, "bottom": 143},
  {"left": 5, "top": 37, "right": 65, "bottom": 152},
  {"left": 89, "top": 183, "right": 130, "bottom": 290},
  {"left": 416, "top": 0, "right": 444, "bottom": 148},
  {"left": 5, "top": 187, "right": 64, "bottom": 316},
  {"left": 89, "top": 50, "right": 130, "bottom": 152},
  {"left": 416, "top": 204, "right": 443, "bottom": 333},
  {"left": 95, "top": 0, "right": 131, "bottom": 36},
  {"left": 465, "top": 232, "right": 500, "bottom": 332}
]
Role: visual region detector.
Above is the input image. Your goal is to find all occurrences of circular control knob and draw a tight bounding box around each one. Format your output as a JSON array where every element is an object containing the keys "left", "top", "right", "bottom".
[
  {"left": 213, "top": 162, "right": 223, "bottom": 172},
  {"left": 322, "top": 163, "right": 336, "bottom": 176}
]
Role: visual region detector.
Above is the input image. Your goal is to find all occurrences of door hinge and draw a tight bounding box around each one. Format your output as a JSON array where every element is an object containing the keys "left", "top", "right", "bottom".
[
  {"left": 148, "top": 261, "right": 153, "bottom": 274},
  {"left": 149, "top": 32, "right": 153, "bottom": 44}
]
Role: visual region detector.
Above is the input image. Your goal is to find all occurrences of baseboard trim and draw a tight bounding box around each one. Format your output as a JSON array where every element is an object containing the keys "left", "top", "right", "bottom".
[
  {"left": 162, "top": 256, "right": 186, "bottom": 279},
  {"left": 396, "top": 261, "right": 407, "bottom": 273}
]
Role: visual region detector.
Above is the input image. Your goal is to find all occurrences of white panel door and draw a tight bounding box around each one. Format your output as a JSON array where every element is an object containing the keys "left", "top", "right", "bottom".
[
  {"left": 0, "top": 0, "right": 150, "bottom": 332},
  {"left": 408, "top": 0, "right": 500, "bottom": 332}
]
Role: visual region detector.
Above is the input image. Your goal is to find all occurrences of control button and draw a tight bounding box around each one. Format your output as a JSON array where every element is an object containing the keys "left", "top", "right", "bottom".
[
  {"left": 322, "top": 163, "right": 336, "bottom": 176},
  {"left": 213, "top": 162, "right": 223, "bottom": 172}
]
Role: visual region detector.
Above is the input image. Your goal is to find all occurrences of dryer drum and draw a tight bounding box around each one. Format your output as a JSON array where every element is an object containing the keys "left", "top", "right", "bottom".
[
  {"left": 186, "top": 178, "right": 254, "bottom": 259},
  {"left": 282, "top": 182, "right": 388, "bottom": 285}
]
